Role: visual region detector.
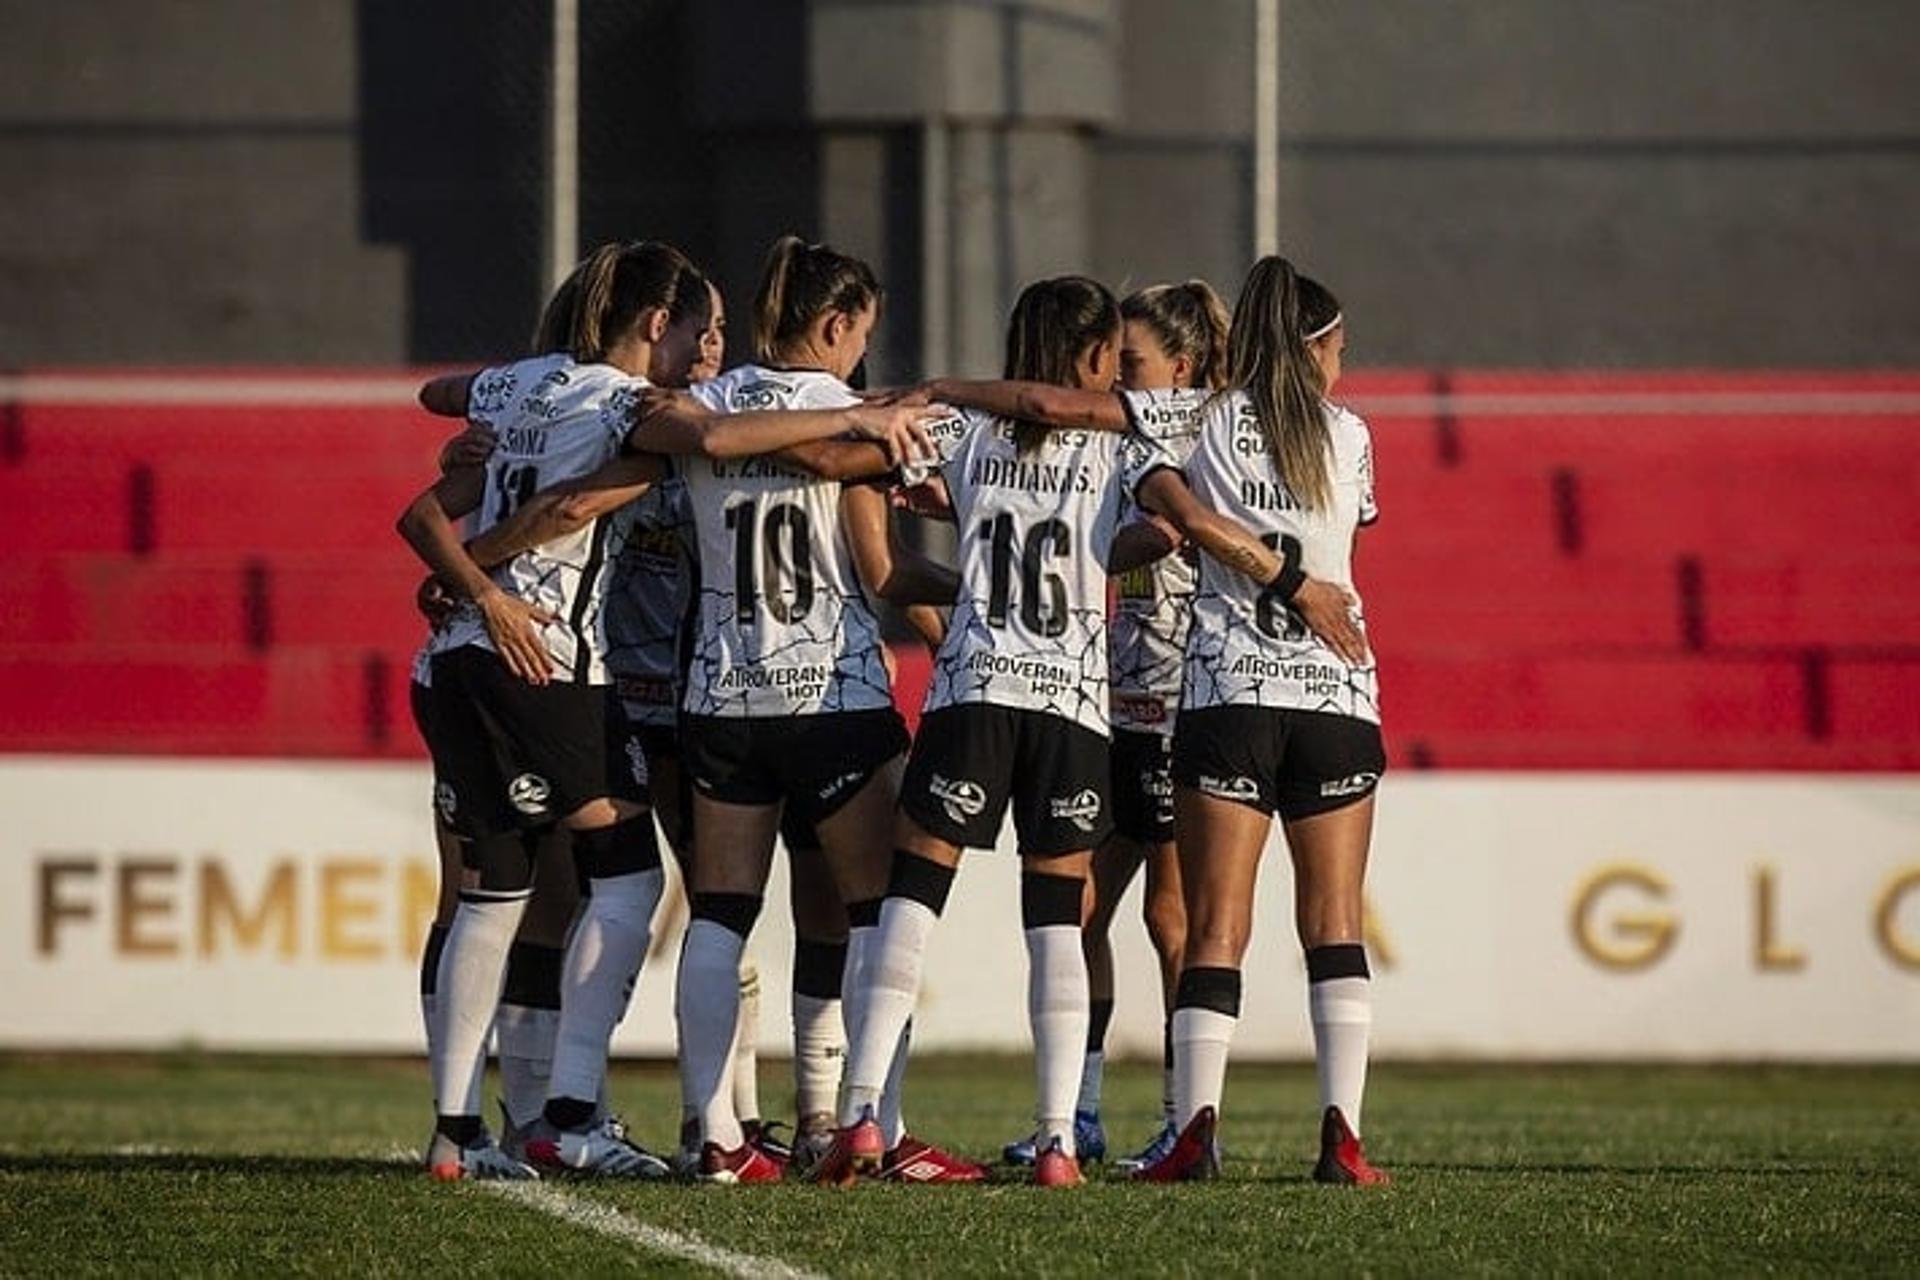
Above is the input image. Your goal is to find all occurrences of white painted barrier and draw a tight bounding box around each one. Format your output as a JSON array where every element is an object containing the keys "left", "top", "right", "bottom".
[{"left": 3, "top": 758, "right": 1916, "bottom": 1058}]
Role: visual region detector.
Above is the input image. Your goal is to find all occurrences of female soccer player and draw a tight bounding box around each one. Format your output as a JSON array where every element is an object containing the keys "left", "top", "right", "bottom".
[
  {"left": 817, "top": 275, "right": 1355, "bottom": 1187},
  {"left": 399, "top": 241, "right": 934, "bottom": 1181},
  {"left": 655, "top": 236, "right": 980, "bottom": 1184},
  {"left": 998, "top": 280, "right": 1234, "bottom": 1172},
  {"left": 1127, "top": 259, "right": 1389, "bottom": 1185}
]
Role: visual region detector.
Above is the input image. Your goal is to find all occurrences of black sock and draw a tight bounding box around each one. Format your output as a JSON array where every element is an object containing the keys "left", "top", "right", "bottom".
[
  {"left": 543, "top": 1096, "right": 596, "bottom": 1131},
  {"left": 436, "top": 1113, "right": 483, "bottom": 1145}
]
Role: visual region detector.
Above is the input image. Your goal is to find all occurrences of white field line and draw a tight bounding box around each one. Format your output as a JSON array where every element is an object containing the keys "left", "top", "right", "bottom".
[
  {"left": 479, "top": 1179, "right": 830, "bottom": 1280},
  {"left": 3, "top": 373, "right": 1920, "bottom": 417}
]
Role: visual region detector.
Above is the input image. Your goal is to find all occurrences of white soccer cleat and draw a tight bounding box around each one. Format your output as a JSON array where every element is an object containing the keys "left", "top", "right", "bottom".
[
  {"left": 426, "top": 1129, "right": 539, "bottom": 1182},
  {"left": 525, "top": 1116, "right": 671, "bottom": 1179}
]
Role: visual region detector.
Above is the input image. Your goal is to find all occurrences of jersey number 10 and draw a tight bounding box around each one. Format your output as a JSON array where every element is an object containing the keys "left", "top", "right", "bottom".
[{"left": 727, "top": 498, "right": 815, "bottom": 625}]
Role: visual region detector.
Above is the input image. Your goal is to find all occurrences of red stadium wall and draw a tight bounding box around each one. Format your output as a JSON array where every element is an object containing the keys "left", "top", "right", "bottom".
[{"left": 1, "top": 369, "right": 1916, "bottom": 770}]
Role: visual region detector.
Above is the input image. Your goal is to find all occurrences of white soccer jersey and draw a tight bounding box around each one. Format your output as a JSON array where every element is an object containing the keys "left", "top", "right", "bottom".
[
  {"left": 1181, "top": 393, "right": 1380, "bottom": 721},
  {"left": 921, "top": 408, "right": 1176, "bottom": 737},
  {"left": 1110, "top": 388, "right": 1210, "bottom": 736},
  {"left": 439, "top": 354, "right": 643, "bottom": 684},
  {"left": 676, "top": 365, "right": 893, "bottom": 718},
  {"left": 604, "top": 475, "right": 695, "bottom": 725}
]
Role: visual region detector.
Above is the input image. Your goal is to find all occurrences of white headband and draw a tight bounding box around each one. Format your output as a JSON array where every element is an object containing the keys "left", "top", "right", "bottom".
[{"left": 1303, "top": 312, "right": 1343, "bottom": 342}]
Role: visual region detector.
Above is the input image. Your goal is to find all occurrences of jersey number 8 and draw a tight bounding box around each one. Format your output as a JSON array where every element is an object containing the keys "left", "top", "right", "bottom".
[{"left": 1255, "top": 533, "right": 1309, "bottom": 642}]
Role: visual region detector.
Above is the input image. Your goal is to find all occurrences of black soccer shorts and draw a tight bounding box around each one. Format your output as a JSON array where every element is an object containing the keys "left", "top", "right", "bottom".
[
  {"left": 900, "top": 704, "right": 1113, "bottom": 855},
  {"left": 425, "top": 645, "right": 648, "bottom": 839},
  {"left": 1110, "top": 727, "right": 1176, "bottom": 844},
  {"left": 680, "top": 706, "right": 910, "bottom": 828},
  {"left": 1171, "top": 704, "right": 1384, "bottom": 820}
]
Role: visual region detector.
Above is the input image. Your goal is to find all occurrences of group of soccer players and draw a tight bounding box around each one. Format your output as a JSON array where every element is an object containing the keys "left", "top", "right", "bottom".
[{"left": 397, "top": 232, "right": 1389, "bottom": 1188}]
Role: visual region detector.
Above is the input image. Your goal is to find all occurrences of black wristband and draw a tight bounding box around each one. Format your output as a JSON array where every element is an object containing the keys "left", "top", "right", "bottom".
[{"left": 1266, "top": 560, "right": 1307, "bottom": 603}]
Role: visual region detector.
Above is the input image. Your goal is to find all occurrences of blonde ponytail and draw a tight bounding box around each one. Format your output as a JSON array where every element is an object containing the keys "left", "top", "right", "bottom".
[{"left": 1226, "top": 256, "right": 1331, "bottom": 511}]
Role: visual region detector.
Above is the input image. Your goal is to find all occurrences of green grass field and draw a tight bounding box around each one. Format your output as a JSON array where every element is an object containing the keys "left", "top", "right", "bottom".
[{"left": 1, "top": 1054, "right": 1914, "bottom": 1276}]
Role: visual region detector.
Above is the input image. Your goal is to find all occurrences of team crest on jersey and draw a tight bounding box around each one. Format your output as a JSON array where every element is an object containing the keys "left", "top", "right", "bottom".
[
  {"left": 434, "top": 782, "right": 458, "bottom": 823},
  {"left": 1049, "top": 788, "right": 1104, "bottom": 833},
  {"left": 507, "top": 772, "right": 552, "bottom": 816},
  {"left": 928, "top": 773, "right": 987, "bottom": 825},
  {"left": 1198, "top": 774, "right": 1261, "bottom": 804},
  {"left": 1320, "top": 771, "right": 1380, "bottom": 798}
]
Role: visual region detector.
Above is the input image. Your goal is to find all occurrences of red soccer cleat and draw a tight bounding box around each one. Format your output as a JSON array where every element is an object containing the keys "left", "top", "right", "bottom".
[
  {"left": 698, "top": 1137, "right": 787, "bottom": 1184},
  {"left": 802, "top": 1109, "right": 886, "bottom": 1186},
  {"left": 1129, "top": 1106, "right": 1221, "bottom": 1183},
  {"left": 1312, "top": 1106, "right": 1389, "bottom": 1186},
  {"left": 1032, "top": 1135, "right": 1084, "bottom": 1187},
  {"left": 880, "top": 1134, "right": 989, "bottom": 1183}
]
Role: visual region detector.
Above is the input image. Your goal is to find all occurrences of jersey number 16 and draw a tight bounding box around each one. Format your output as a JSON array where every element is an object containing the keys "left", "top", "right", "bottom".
[{"left": 980, "top": 513, "right": 1071, "bottom": 638}]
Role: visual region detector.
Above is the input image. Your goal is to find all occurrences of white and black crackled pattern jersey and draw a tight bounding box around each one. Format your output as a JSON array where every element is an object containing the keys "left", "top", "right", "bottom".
[
  {"left": 1109, "top": 387, "right": 1210, "bottom": 737},
  {"left": 676, "top": 365, "right": 893, "bottom": 719},
  {"left": 920, "top": 407, "right": 1176, "bottom": 737},
  {"left": 440, "top": 354, "right": 644, "bottom": 685},
  {"left": 604, "top": 474, "right": 695, "bottom": 725},
  {"left": 1180, "top": 392, "right": 1381, "bottom": 722}
]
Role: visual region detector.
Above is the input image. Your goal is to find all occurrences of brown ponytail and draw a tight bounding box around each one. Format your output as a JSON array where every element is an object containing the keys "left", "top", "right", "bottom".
[
  {"left": 552, "top": 241, "right": 710, "bottom": 365},
  {"left": 1226, "top": 255, "right": 1332, "bottom": 511},
  {"left": 1121, "top": 279, "right": 1232, "bottom": 390},
  {"left": 752, "top": 234, "right": 881, "bottom": 363},
  {"left": 1003, "top": 275, "right": 1121, "bottom": 454}
]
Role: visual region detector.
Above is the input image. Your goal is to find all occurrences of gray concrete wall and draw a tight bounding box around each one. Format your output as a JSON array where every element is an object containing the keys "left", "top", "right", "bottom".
[
  {"left": 0, "top": 0, "right": 405, "bottom": 365},
  {"left": 1, "top": 0, "right": 1914, "bottom": 367},
  {"left": 1097, "top": 0, "right": 1920, "bottom": 367}
]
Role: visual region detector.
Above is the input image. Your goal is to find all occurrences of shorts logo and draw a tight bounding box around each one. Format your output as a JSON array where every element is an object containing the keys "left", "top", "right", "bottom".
[
  {"left": 434, "top": 782, "right": 458, "bottom": 824},
  {"left": 928, "top": 773, "right": 987, "bottom": 826},
  {"left": 1197, "top": 774, "right": 1261, "bottom": 803},
  {"left": 1049, "top": 788, "right": 1104, "bottom": 833},
  {"left": 507, "top": 772, "right": 552, "bottom": 817},
  {"left": 818, "top": 770, "right": 866, "bottom": 803},
  {"left": 1320, "top": 771, "right": 1380, "bottom": 798},
  {"left": 625, "top": 737, "right": 650, "bottom": 788}
]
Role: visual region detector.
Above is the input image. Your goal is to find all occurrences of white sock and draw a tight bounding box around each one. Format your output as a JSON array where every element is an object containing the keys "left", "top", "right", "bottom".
[
  {"left": 1171, "top": 1006, "right": 1238, "bottom": 1127},
  {"left": 496, "top": 1003, "right": 557, "bottom": 1129},
  {"left": 840, "top": 899, "right": 936, "bottom": 1125},
  {"left": 421, "top": 992, "right": 438, "bottom": 1062},
  {"left": 1076, "top": 1050, "right": 1104, "bottom": 1117},
  {"left": 877, "top": 1019, "right": 911, "bottom": 1148},
  {"left": 840, "top": 926, "right": 876, "bottom": 1069},
  {"left": 1161, "top": 1023, "right": 1176, "bottom": 1125},
  {"left": 676, "top": 919, "right": 746, "bottom": 1150},
  {"left": 1026, "top": 923, "right": 1089, "bottom": 1156},
  {"left": 431, "top": 894, "right": 527, "bottom": 1117},
  {"left": 549, "top": 869, "right": 664, "bottom": 1106},
  {"left": 792, "top": 992, "right": 845, "bottom": 1123},
  {"left": 730, "top": 959, "right": 763, "bottom": 1123},
  {"left": 1310, "top": 975, "right": 1373, "bottom": 1134}
]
